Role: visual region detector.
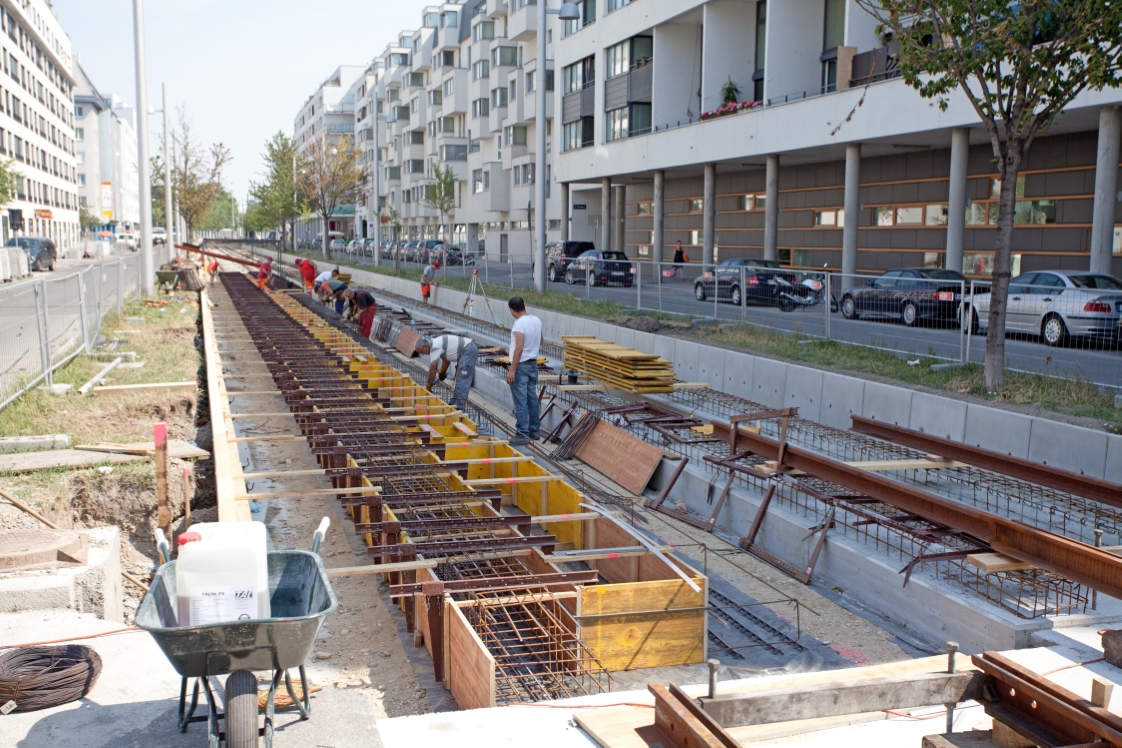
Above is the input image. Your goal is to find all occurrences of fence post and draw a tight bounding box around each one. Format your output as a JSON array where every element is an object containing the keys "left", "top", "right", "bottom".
[
  {"left": 959, "top": 279, "right": 966, "bottom": 364},
  {"left": 825, "top": 272, "right": 832, "bottom": 341},
  {"left": 636, "top": 259, "right": 642, "bottom": 311},
  {"left": 34, "top": 280, "right": 51, "bottom": 387},
  {"left": 658, "top": 260, "right": 663, "bottom": 312},
  {"left": 78, "top": 269, "right": 90, "bottom": 354},
  {"left": 713, "top": 265, "right": 719, "bottom": 320},
  {"left": 965, "top": 280, "right": 975, "bottom": 365},
  {"left": 117, "top": 258, "right": 125, "bottom": 314},
  {"left": 740, "top": 265, "right": 747, "bottom": 321}
]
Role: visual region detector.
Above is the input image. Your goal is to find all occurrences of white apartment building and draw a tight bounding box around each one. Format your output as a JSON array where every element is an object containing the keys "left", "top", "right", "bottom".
[
  {"left": 357, "top": 0, "right": 562, "bottom": 260},
  {"left": 553, "top": 0, "right": 1122, "bottom": 279},
  {"left": 74, "top": 64, "right": 139, "bottom": 232},
  {"left": 294, "top": 65, "right": 365, "bottom": 246},
  {"left": 0, "top": 0, "right": 79, "bottom": 247}
]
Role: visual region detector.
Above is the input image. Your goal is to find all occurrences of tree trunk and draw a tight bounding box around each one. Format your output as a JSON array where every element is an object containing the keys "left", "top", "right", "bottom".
[
  {"left": 321, "top": 213, "right": 329, "bottom": 260},
  {"left": 983, "top": 150, "right": 1022, "bottom": 391}
]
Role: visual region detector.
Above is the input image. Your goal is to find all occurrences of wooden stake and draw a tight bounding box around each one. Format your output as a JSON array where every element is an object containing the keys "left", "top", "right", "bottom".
[
  {"left": 154, "top": 423, "right": 171, "bottom": 541},
  {"left": 183, "top": 466, "right": 191, "bottom": 528}
]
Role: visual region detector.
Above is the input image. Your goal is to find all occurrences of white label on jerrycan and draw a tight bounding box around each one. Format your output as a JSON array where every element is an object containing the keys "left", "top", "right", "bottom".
[{"left": 189, "top": 586, "right": 258, "bottom": 625}]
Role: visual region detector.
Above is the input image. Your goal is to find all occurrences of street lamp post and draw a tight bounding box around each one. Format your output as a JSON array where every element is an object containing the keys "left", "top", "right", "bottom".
[
  {"left": 132, "top": 0, "right": 153, "bottom": 294},
  {"left": 162, "top": 83, "right": 172, "bottom": 265},
  {"left": 372, "top": 111, "right": 381, "bottom": 268},
  {"left": 534, "top": 2, "right": 581, "bottom": 292}
]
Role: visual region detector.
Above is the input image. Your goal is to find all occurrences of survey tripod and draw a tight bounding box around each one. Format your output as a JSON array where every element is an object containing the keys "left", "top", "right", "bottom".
[{"left": 463, "top": 268, "right": 499, "bottom": 324}]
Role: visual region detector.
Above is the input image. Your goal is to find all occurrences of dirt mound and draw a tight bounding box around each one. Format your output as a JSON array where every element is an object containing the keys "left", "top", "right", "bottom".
[{"left": 609, "top": 315, "right": 663, "bottom": 333}]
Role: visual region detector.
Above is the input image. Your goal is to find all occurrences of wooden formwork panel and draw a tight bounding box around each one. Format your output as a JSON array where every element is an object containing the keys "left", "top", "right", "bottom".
[{"left": 447, "top": 600, "right": 496, "bottom": 710}]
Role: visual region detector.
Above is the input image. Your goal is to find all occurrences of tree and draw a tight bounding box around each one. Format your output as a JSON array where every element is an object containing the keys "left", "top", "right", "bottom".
[
  {"left": 0, "top": 158, "right": 21, "bottom": 208},
  {"left": 199, "top": 189, "right": 241, "bottom": 233},
  {"left": 243, "top": 199, "right": 274, "bottom": 236},
  {"left": 164, "top": 108, "right": 231, "bottom": 243},
  {"left": 379, "top": 204, "right": 403, "bottom": 274},
  {"left": 250, "top": 132, "right": 306, "bottom": 252},
  {"left": 422, "top": 163, "right": 457, "bottom": 268},
  {"left": 857, "top": 0, "right": 1122, "bottom": 390},
  {"left": 79, "top": 205, "right": 99, "bottom": 231},
  {"left": 301, "top": 135, "right": 363, "bottom": 259}
]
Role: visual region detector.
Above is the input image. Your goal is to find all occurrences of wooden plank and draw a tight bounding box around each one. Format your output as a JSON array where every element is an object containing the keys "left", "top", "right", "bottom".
[
  {"left": 75, "top": 440, "right": 210, "bottom": 459},
  {"left": 651, "top": 683, "right": 733, "bottom": 748},
  {"left": 574, "top": 421, "right": 663, "bottom": 495},
  {"left": 968, "top": 547, "right": 1122, "bottom": 573},
  {"left": 463, "top": 475, "right": 563, "bottom": 486},
  {"left": 326, "top": 559, "right": 440, "bottom": 577},
  {"left": 453, "top": 591, "right": 578, "bottom": 608},
  {"left": 542, "top": 546, "right": 672, "bottom": 563},
  {"left": 446, "top": 598, "right": 496, "bottom": 710},
  {"left": 91, "top": 381, "right": 198, "bottom": 397}
]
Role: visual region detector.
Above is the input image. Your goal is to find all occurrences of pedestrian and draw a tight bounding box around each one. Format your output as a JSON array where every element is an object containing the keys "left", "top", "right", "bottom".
[
  {"left": 505, "top": 296, "right": 542, "bottom": 445},
  {"left": 207, "top": 259, "right": 219, "bottom": 283},
  {"left": 420, "top": 261, "right": 437, "bottom": 304},
  {"left": 257, "top": 258, "right": 273, "bottom": 290},
  {"left": 415, "top": 333, "right": 478, "bottom": 410},
  {"left": 669, "top": 240, "right": 686, "bottom": 280},
  {"left": 342, "top": 288, "right": 378, "bottom": 338},
  {"left": 320, "top": 277, "right": 348, "bottom": 314},
  {"left": 296, "top": 257, "right": 318, "bottom": 294}
]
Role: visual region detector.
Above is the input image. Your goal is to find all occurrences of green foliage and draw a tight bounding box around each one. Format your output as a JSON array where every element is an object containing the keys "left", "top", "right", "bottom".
[
  {"left": 423, "top": 163, "right": 458, "bottom": 246},
  {"left": 249, "top": 131, "right": 307, "bottom": 247},
  {"left": 199, "top": 189, "right": 240, "bottom": 232},
  {"left": 0, "top": 158, "right": 22, "bottom": 208},
  {"left": 720, "top": 76, "right": 741, "bottom": 106},
  {"left": 78, "top": 205, "right": 99, "bottom": 230}
]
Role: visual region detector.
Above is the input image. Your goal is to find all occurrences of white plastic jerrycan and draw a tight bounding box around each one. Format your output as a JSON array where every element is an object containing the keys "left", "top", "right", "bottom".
[{"left": 175, "top": 521, "right": 270, "bottom": 626}]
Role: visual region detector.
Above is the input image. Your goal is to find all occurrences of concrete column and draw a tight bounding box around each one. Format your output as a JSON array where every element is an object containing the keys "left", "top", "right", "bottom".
[
  {"left": 945, "top": 128, "right": 970, "bottom": 274},
  {"left": 600, "top": 177, "right": 611, "bottom": 251},
  {"left": 560, "top": 182, "right": 570, "bottom": 242},
  {"left": 1090, "top": 107, "right": 1121, "bottom": 275},
  {"left": 842, "top": 143, "right": 861, "bottom": 277},
  {"left": 764, "top": 155, "right": 779, "bottom": 262},
  {"left": 653, "top": 170, "right": 665, "bottom": 261},
  {"left": 614, "top": 185, "right": 626, "bottom": 255},
  {"left": 703, "top": 163, "right": 716, "bottom": 264}
]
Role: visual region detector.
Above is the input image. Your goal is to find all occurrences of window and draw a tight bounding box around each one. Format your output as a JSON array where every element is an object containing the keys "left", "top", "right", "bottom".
[
  {"left": 75, "top": 104, "right": 83, "bottom": 117},
  {"left": 563, "top": 118, "right": 594, "bottom": 151},
  {"left": 443, "top": 78, "right": 455, "bottom": 96},
  {"left": 504, "top": 125, "right": 527, "bottom": 146},
  {"left": 509, "top": 80, "right": 516, "bottom": 101},
  {"left": 443, "top": 11, "right": 458, "bottom": 27},
  {"left": 75, "top": 127, "right": 83, "bottom": 141},
  {"left": 75, "top": 149, "right": 83, "bottom": 165},
  {"left": 754, "top": 1, "right": 767, "bottom": 102},
  {"left": 814, "top": 209, "right": 843, "bottom": 226},
  {"left": 410, "top": 97, "right": 418, "bottom": 113},
  {"left": 409, "top": 130, "right": 424, "bottom": 144},
  {"left": 605, "top": 0, "right": 630, "bottom": 11},
  {"left": 563, "top": 60, "right": 589, "bottom": 93},
  {"left": 471, "top": 98, "right": 490, "bottom": 117},
  {"left": 77, "top": 173, "right": 85, "bottom": 186},
  {"left": 391, "top": 53, "right": 409, "bottom": 66},
  {"left": 491, "top": 46, "right": 517, "bottom": 68},
  {"left": 440, "top": 116, "right": 455, "bottom": 133},
  {"left": 491, "top": 87, "right": 508, "bottom": 108},
  {"left": 473, "top": 60, "right": 490, "bottom": 80},
  {"left": 441, "top": 144, "right": 467, "bottom": 160},
  {"left": 895, "top": 206, "right": 922, "bottom": 224},
  {"left": 741, "top": 194, "right": 766, "bottom": 211},
  {"left": 441, "top": 50, "right": 456, "bottom": 67},
  {"left": 630, "top": 102, "right": 651, "bottom": 135},
  {"left": 875, "top": 206, "right": 893, "bottom": 226},
  {"left": 408, "top": 72, "right": 425, "bottom": 87},
  {"left": 526, "top": 71, "right": 536, "bottom": 92},
  {"left": 387, "top": 88, "right": 399, "bottom": 101},
  {"left": 473, "top": 21, "right": 495, "bottom": 42},
  {"left": 429, "top": 89, "right": 443, "bottom": 106},
  {"left": 925, "top": 204, "right": 949, "bottom": 226},
  {"left": 823, "top": 0, "right": 845, "bottom": 52},
  {"left": 962, "top": 252, "right": 1022, "bottom": 277},
  {"left": 424, "top": 12, "right": 440, "bottom": 27},
  {"left": 606, "top": 41, "right": 629, "bottom": 78},
  {"left": 605, "top": 108, "right": 628, "bottom": 141},
  {"left": 689, "top": 199, "right": 703, "bottom": 213}
]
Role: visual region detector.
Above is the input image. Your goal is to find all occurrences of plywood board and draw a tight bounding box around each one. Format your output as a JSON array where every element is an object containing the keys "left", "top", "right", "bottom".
[
  {"left": 447, "top": 601, "right": 496, "bottom": 710},
  {"left": 393, "top": 327, "right": 421, "bottom": 357},
  {"left": 575, "top": 421, "right": 663, "bottom": 495}
]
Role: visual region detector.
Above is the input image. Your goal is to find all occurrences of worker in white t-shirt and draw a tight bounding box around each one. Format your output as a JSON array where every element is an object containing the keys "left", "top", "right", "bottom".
[{"left": 506, "top": 296, "right": 542, "bottom": 445}]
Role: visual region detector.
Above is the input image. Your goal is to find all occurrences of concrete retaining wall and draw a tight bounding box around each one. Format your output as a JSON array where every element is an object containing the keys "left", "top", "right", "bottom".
[{"left": 281, "top": 252, "right": 1122, "bottom": 481}]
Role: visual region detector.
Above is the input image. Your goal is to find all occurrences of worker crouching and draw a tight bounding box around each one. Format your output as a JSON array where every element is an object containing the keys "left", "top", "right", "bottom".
[
  {"left": 342, "top": 288, "right": 377, "bottom": 339},
  {"left": 415, "top": 334, "right": 478, "bottom": 410}
]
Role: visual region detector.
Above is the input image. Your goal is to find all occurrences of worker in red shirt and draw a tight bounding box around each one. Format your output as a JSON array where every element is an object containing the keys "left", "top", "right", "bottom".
[
  {"left": 342, "top": 288, "right": 377, "bottom": 338},
  {"left": 207, "top": 259, "right": 219, "bottom": 283},
  {"left": 257, "top": 259, "right": 272, "bottom": 290},
  {"left": 295, "top": 258, "right": 317, "bottom": 294}
]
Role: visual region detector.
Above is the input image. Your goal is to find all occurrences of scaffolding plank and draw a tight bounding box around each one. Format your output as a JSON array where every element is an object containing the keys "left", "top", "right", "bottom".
[{"left": 575, "top": 421, "right": 664, "bottom": 495}]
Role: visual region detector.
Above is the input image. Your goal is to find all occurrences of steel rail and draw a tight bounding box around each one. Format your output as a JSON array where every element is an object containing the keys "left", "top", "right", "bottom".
[
  {"left": 711, "top": 420, "right": 1122, "bottom": 599},
  {"left": 850, "top": 415, "right": 1122, "bottom": 509}
]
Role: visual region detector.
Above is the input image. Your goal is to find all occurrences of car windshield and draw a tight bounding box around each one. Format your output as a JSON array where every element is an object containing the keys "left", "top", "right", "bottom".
[
  {"left": 569, "top": 243, "right": 594, "bottom": 254},
  {"left": 1068, "top": 274, "right": 1122, "bottom": 290},
  {"left": 918, "top": 269, "right": 965, "bottom": 281},
  {"left": 602, "top": 252, "right": 628, "bottom": 260},
  {"left": 746, "top": 259, "right": 781, "bottom": 269}
]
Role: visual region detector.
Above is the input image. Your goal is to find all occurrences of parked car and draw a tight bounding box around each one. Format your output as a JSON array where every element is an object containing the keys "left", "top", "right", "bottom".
[
  {"left": 564, "top": 249, "right": 634, "bottom": 287},
  {"left": 544, "top": 241, "right": 595, "bottom": 282},
  {"left": 117, "top": 233, "right": 138, "bottom": 250},
  {"left": 963, "top": 270, "right": 1122, "bottom": 346},
  {"left": 346, "top": 239, "right": 362, "bottom": 254},
  {"left": 839, "top": 268, "right": 966, "bottom": 326},
  {"left": 362, "top": 238, "right": 376, "bottom": 255},
  {"left": 380, "top": 242, "right": 394, "bottom": 260},
  {"left": 418, "top": 239, "right": 444, "bottom": 263},
  {"left": 444, "top": 248, "right": 475, "bottom": 266},
  {"left": 6, "top": 236, "right": 57, "bottom": 271},
  {"left": 693, "top": 258, "right": 797, "bottom": 306},
  {"left": 330, "top": 239, "right": 346, "bottom": 252},
  {"left": 403, "top": 242, "right": 420, "bottom": 262}
]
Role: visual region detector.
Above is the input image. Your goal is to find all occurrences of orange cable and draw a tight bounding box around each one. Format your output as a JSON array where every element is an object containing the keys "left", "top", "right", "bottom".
[{"left": 0, "top": 626, "right": 142, "bottom": 650}]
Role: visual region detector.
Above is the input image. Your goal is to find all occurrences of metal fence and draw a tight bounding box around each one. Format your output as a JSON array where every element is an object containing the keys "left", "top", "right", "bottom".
[{"left": 0, "top": 254, "right": 142, "bottom": 410}]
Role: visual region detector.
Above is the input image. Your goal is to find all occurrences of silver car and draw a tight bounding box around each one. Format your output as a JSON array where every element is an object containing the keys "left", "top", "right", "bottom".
[{"left": 965, "top": 270, "right": 1122, "bottom": 346}]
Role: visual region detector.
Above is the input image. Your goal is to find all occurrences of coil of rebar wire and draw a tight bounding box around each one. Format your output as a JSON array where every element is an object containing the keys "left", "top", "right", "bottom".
[{"left": 0, "top": 645, "right": 103, "bottom": 712}]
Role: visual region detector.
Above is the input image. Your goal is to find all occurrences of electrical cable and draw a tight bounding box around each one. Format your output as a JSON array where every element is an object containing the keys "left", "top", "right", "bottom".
[{"left": 0, "top": 645, "right": 103, "bottom": 712}]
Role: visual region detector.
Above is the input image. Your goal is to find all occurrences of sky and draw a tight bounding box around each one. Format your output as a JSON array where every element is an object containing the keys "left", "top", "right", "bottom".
[{"left": 53, "top": 0, "right": 424, "bottom": 203}]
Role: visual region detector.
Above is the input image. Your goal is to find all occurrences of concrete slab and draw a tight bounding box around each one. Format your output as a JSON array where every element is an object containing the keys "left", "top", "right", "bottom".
[
  {"left": 673, "top": 339, "right": 700, "bottom": 381},
  {"left": 1107, "top": 435, "right": 1122, "bottom": 485},
  {"left": 697, "top": 344, "right": 725, "bottom": 389},
  {"left": 0, "top": 434, "right": 70, "bottom": 453},
  {"left": 1027, "top": 419, "right": 1110, "bottom": 478},
  {"left": 819, "top": 372, "right": 866, "bottom": 430},
  {"left": 784, "top": 365, "right": 824, "bottom": 422},
  {"left": 723, "top": 350, "right": 755, "bottom": 400},
  {"left": 908, "top": 392, "right": 968, "bottom": 441},
  {"left": 860, "top": 381, "right": 914, "bottom": 427},
  {"left": 614, "top": 327, "right": 635, "bottom": 350},
  {"left": 652, "top": 335, "right": 677, "bottom": 365},
  {"left": 751, "top": 357, "right": 787, "bottom": 407},
  {"left": 632, "top": 330, "right": 656, "bottom": 355},
  {"left": 963, "top": 405, "right": 1033, "bottom": 458},
  {"left": 580, "top": 318, "right": 601, "bottom": 339}
]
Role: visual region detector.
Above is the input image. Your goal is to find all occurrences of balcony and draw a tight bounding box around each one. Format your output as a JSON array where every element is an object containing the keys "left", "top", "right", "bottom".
[
  {"left": 385, "top": 105, "right": 411, "bottom": 124},
  {"left": 562, "top": 83, "right": 595, "bottom": 125},
  {"left": 849, "top": 48, "right": 901, "bottom": 87}
]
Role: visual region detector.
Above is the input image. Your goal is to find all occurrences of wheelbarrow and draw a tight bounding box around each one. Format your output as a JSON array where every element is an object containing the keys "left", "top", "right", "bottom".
[
  {"left": 156, "top": 270, "right": 181, "bottom": 293},
  {"left": 136, "top": 519, "right": 338, "bottom": 748}
]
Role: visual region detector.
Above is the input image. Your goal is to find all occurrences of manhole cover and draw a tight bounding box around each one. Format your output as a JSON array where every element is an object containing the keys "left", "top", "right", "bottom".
[{"left": 0, "top": 529, "right": 89, "bottom": 571}]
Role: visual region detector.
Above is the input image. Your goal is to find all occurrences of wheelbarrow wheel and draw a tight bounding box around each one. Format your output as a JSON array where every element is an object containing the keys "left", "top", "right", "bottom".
[{"left": 224, "top": 670, "right": 260, "bottom": 748}]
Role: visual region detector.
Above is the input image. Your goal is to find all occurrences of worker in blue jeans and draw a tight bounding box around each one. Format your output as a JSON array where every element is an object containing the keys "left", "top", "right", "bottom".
[{"left": 506, "top": 296, "right": 542, "bottom": 445}]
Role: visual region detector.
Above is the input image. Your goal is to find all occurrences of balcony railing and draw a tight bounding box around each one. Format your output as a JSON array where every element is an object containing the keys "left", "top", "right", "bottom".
[{"left": 849, "top": 48, "right": 901, "bottom": 87}]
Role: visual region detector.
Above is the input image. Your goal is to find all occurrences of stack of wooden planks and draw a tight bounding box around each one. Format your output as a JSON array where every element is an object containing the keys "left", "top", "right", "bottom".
[{"left": 562, "top": 336, "right": 675, "bottom": 393}]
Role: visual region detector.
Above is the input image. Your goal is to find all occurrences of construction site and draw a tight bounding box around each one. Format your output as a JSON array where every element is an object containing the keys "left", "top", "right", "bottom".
[{"left": 4, "top": 241, "right": 1122, "bottom": 748}]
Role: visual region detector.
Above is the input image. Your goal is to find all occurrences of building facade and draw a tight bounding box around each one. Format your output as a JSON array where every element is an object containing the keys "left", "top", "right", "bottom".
[
  {"left": 0, "top": 0, "right": 79, "bottom": 248},
  {"left": 553, "top": 0, "right": 1122, "bottom": 279},
  {"left": 74, "top": 64, "right": 139, "bottom": 234}
]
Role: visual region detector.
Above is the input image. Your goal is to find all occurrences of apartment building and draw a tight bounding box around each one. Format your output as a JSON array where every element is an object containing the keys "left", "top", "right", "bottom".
[
  {"left": 553, "top": 0, "right": 1122, "bottom": 279},
  {"left": 294, "top": 65, "right": 365, "bottom": 245},
  {"left": 360, "top": 0, "right": 561, "bottom": 260},
  {"left": 74, "top": 64, "right": 139, "bottom": 233},
  {"left": 0, "top": 0, "right": 79, "bottom": 247}
]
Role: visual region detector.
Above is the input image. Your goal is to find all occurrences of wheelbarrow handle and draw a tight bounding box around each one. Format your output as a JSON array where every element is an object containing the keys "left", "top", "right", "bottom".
[
  {"left": 155, "top": 528, "right": 172, "bottom": 565},
  {"left": 312, "top": 517, "right": 330, "bottom": 554}
]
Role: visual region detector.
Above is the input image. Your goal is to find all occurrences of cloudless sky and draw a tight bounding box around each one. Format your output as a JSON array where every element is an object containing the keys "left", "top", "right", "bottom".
[{"left": 53, "top": 0, "right": 424, "bottom": 204}]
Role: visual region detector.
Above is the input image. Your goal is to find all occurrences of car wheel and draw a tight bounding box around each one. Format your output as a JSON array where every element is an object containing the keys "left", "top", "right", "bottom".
[
  {"left": 902, "top": 301, "right": 918, "bottom": 327},
  {"left": 694, "top": 283, "right": 707, "bottom": 302},
  {"left": 587, "top": 270, "right": 598, "bottom": 287},
  {"left": 841, "top": 296, "right": 857, "bottom": 319},
  {"left": 1042, "top": 314, "right": 1067, "bottom": 347},
  {"left": 564, "top": 268, "right": 575, "bottom": 285},
  {"left": 730, "top": 286, "right": 742, "bottom": 306},
  {"left": 548, "top": 264, "right": 558, "bottom": 283}
]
